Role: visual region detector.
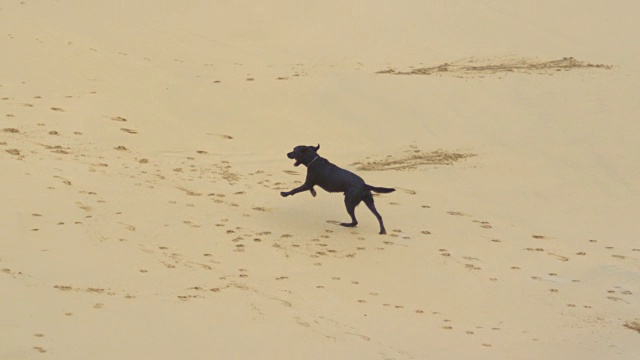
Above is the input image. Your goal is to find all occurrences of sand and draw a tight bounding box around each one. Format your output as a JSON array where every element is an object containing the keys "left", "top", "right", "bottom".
[{"left": 2, "top": 1, "right": 639, "bottom": 359}]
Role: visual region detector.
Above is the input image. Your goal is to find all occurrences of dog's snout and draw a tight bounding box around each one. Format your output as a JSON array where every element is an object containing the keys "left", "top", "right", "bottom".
[{"left": 287, "top": 152, "right": 295, "bottom": 159}]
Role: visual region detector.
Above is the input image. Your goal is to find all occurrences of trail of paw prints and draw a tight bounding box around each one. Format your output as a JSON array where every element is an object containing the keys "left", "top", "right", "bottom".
[
  {"left": 435, "top": 248, "right": 485, "bottom": 272},
  {"left": 231, "top": 228, "right": 278, "bottom": 254},
  {"left": 1, "top": 267, "right": 26, "bottom": 279},
  {"left": 1, "top": 117, "right": 112, "bottom": 197},
  {"left": 52, "top": 284, "right": 136, "bottom": 302},
  {"left": 446, "top": 210, "right": 494, "bottom": 230},
  {"left": 386, "top": 228, "right": 411, "bottom": 241},
  {"left": 170, "top": 157, "right": 241, "bottom": 186},
  {"left": 432, "top": 315, "right": 503, "bottom": 349},
  {"left": 103, "top": 148, "right": 245, "bottom": 202},
  {"left": 137, "top": 243, "right": 220, "bottom": 271},
  {"left": 273, "top": 230, "right": 393, "bottom": 262},
  {"left": 97, "top": 121, "right": 242, "bottom": 189},
  {"left": 176, "top": 278, "right": 241, "bottom": 302},
  {"left": 166, "top": 219, "right": 278, "bottom": 256},
  {"left": 338, "top": 278, "right": 504, "bottom": 348},
  {"left": 523, "top": 235, "right": 583, "bottom": 265},
  {"left": 2, "top": 125, "right": 78, "bottom": 160},
  {"left": 294, "top": 312, "right": 415, "bottom": 358},
  {"left": 251, "top": 169, "right": 293, "bottom": 192},
  {"left": 522, "top": 244, "right": 571, "bottom": 264},
  {"left": 605, "top": 286, "right": 634, "bottom": 304},
  {"left": 315, "top": 275, "right": 431, "bottom": 322},
  {"left": 179, "top": 277, "right": 295, "bottom": 307}
]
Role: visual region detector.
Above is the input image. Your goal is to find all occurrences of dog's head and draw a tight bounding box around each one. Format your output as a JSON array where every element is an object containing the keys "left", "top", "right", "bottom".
[{"left": 287, "top": 144, "right": 320, "bottom": 167}]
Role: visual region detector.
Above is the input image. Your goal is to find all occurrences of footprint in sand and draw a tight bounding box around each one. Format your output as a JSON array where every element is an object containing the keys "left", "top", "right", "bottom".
[
  {"left": 345, "top": 332, "right": 370, "bottom": 341},
  {"left": 207, "top": 133, "right": 233, "bottom": 140},
  {"left": 120, "top": 128, "right": 138, "bottom": 134},
  {"left": 397, "top": 188, "right": 417, "bottom": 195},
  {"left": 75, "top": 203, "right": 92, "bottom": 212},
  {"left": 117, "top": 222, "right": 136, "bottom": 231},
  {"left": 54, "top": 176, "right": 72, "bottom": 186},
  {"left": 50, "top": 107, "right": 65, "bottom": 112},
  {"left": 473, "top": 220, "right": 492, "bottom": 228},
  {"left": 547, "top": 252, "right": 569, "bottom": 262},
  {"left": 447, "top": 211, "right": 467, "bottom": 216},
  {"left": 623, "top": 321, "right": 640, "bottom": 333}
]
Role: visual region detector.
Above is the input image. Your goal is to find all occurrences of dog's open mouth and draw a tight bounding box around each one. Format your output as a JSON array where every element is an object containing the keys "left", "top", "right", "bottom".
[{"left": 287, "top": 153, "right": 300, "bottom": 166}]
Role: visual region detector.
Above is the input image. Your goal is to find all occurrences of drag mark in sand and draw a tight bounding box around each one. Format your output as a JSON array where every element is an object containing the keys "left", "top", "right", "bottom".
[
  {"left": 377, "top": 57, "right": 612, "bottom": 77},
  {"left": 624, "top": 321, "right": 640, "bottom": 334},
  {"left": 351, "top": 145, "right": 476, "bottom": 171},
  {"left": 53, "top": 285, "right": 117, "bottom": 296},
  {"left": 207, "top": 133, "right": 234, "bottom": 140}
]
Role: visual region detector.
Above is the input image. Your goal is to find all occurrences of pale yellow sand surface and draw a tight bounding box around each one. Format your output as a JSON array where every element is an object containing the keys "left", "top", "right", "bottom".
[{"left": 2, "top": 1, "right": 639, "bottom": 359}]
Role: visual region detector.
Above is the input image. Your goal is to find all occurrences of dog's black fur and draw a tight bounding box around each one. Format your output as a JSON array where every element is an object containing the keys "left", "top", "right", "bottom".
[{"left": 280, "top": 144, "right": 395, "bottom": 234}]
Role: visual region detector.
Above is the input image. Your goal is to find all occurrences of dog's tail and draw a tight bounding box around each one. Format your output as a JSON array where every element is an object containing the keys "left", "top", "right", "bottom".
[{"left": 366, "top": 185, "right": 395, "bottom": 194}]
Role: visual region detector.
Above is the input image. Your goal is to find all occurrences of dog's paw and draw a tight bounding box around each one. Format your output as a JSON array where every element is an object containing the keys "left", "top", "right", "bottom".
[
  {"left": 310, "top": 188, "right": 317, "bottom": 197},
  {"left": 280, "top": 191, "right": 289, "bottom": 197}
]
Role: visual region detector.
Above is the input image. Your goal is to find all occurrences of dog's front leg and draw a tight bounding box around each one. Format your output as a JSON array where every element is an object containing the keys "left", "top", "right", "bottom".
[{"left": 281, "top": 183, "right": 314, "bottom": 197}]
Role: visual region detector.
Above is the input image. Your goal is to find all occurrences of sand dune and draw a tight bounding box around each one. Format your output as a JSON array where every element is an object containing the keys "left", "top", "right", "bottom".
[{"left": 2, "top": 1, "right": 639, "bottom": 359}]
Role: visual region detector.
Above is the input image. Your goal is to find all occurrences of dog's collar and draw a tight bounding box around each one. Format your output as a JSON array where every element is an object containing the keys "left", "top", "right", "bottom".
[{"left": 307, "top": 156, "right": 319, "bottom": 167}]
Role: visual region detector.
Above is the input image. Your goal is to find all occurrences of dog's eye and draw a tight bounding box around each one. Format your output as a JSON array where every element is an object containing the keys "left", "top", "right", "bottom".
[{"left": 302, "top": 148, "right": 308, "bottom": 153}]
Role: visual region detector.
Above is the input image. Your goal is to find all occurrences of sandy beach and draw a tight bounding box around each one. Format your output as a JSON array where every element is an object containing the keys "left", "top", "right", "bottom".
[{"left": 2, "top": 1, "right": 639, "bottom": 359}]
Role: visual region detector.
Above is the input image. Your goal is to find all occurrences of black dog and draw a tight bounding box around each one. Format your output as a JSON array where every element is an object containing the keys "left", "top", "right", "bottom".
[{"left": 280, "top": 144, "right": 395, "bottom": 234}]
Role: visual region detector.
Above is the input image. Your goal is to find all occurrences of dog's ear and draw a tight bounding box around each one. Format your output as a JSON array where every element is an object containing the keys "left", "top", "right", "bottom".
[{"left": 314, "top": 144, "right": 320, "bottom": 151}]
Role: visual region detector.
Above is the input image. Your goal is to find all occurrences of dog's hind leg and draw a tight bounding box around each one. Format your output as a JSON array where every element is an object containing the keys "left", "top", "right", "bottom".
[
  {"left": 340, "top": 195, "right": 361, "bottom": 228},
  {"left": 363, "top": 196, "right": 387, "bottom": 235}
]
